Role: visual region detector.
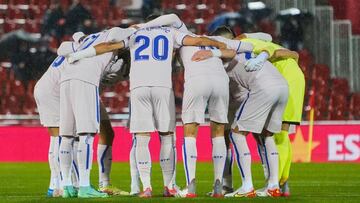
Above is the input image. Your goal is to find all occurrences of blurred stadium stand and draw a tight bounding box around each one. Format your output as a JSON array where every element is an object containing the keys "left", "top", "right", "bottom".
[{"left": 0, "top": 0, "right": 359, "bottom": 121}]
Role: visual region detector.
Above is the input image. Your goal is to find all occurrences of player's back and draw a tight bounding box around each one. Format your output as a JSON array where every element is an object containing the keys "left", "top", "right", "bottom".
[
  {"left": 60, "top": 31, "right": 114, "bottom": 86},
  {"left": 127, "top": 27, "right": 184, "bottom": 90},
  {"left": 227, "top": 52, "right": 286, "bottom": 91},
  {"left": 180, "top": 46, "right": 227, "bottom": 80}
]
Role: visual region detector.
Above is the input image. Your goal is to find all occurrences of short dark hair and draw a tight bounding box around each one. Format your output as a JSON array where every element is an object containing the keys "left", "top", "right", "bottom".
[
  {"left": 146, "top": 14, "right": 161, "bottom": 22},
  {"left": 210, "top": 26, "right": 236, "bottom": 38}
]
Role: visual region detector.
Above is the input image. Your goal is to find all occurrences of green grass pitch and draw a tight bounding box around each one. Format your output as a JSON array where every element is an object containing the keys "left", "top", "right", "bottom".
[{"left": 0, "top": 162, "right": 359, "bottom": 202}]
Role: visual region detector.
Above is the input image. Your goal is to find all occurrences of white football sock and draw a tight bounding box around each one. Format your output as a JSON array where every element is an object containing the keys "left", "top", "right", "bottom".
[
  {"left": 59, "top": 136, "right": 74, "bottom": 186},
  {"left": 264, "top": 136, "right": 279, "bottom": 189},
  {"left": 223, "top": 147, "right": 233, "bottom": 188},
  {"left": 71, "top": 140, "right": 79, "bottom": 188},
  {"left": 77, "top": 134, "right": 94, "bottom": 187},
  {"left": 159, "top": 135, "right": 175, "bottom": 187},
  {"left": 170, "top": 133, "right": 177, "bottom": 187},
  {"left": 48, "top": 136, "right": 58, "bottom": 189},
  {"left": 53, "top": 136, "right": 61, "bottom": 188},
  {"left": 97, "top": 144, "right": 112, "bottom": 188},
  {"left": 257, "top": 140, "right": 269, "bottom": 181},
  {"left": 212, "top": 137, "right": 226, "bottom": 183},
  {"left": 182, "top": 137, "right": 197, "bottom": 186},
  {"left": 130, "top": 135, "right": 140, "bottom": 194},
  {"left": 230, "top": 132, "right": 253, "bottom": 191},
  {"left": 135, "top": 135, "right": 152, "bottom": 189}
]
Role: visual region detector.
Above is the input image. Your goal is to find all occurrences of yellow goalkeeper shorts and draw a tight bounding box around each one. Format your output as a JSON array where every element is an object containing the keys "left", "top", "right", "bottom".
[{"left": 273, "top": 58, "right": 305, "bottom": 124}]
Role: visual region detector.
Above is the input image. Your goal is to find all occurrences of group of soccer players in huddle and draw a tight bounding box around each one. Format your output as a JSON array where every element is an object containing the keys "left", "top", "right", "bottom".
[{"left": 34, "top": 13, "right": 305, "bottom": 198}]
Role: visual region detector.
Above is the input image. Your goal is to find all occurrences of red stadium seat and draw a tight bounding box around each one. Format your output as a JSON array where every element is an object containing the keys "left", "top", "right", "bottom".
[
  {"left": 328, "top": 92, "right": 348, "bottom": 120},
  {"left": 298, "top": 49, "right": 314, "bottom": 68},
  {"left": 331, "top": 78, "right": 350, "bottom": 97},
  {"left": 349, "top": 93, "right": 360, "bottom": 120},
  {"left": 22, "top": 94, "right": 37, "bottom": 114},
  {"left": 3, "top": 95, "right": 23, "bottom": 114},
  {"left": 5, "top": 80, "right": 26, "bottom": 97},
  {"left": 312, "top": 64, "right": 330, "bottom": 82}
]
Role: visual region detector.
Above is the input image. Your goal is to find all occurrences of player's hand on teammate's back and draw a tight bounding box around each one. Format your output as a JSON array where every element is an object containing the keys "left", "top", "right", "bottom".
[
  {"left": 244, "top": 58, "right": 265, "bottom": 72},
  {"left": 191, "top": 50, "right": 213, "bottom": 62},
  {"left": 67, "top": 55, "right": 77, "bottom": 64}
]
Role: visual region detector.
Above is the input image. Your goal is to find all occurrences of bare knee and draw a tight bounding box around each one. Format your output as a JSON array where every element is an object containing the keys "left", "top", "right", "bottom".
[
  {"left": 184, "top": 123, "right": 199, "bottom": 138},
  {"left": 210, "top": 121, "right": 225, "bottom": 138}
]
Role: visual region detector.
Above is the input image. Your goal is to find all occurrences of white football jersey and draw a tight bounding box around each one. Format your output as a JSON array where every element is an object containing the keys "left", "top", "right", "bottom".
[
  {"left": 124, "top": 27, "right": 187, "bottom": 90},
  {"left": 180, "top": 45, "right": 228, "bottom": 80},
  {"left": 226, "top": 52, "right": 286, "bottom": 94},
  {"left": 60, "top": 27, "right": 135, "bottom": 86},
  {"left": 35, "top": 41, "right": 81, "bottom": 95}
]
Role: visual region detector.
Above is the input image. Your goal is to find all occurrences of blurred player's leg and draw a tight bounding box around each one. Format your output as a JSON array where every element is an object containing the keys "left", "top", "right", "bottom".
[
  {"left": 135, "top": 133, "right": 152, "bottom": 197},
  {"left": 129, "top": 135, "right": 140, "bottom": 195},
  {"left": 222, "top": 130, "right": 234, "bottom": 192},
  {"left": 70, "top": 80, "right": 107, "bottom": 198},
  {"left": 254, "top": 135, "right": 269, "bottom": 181},
  {"left": 97, "top": 112, "right": 129, "bottom": 196},
  {"left": 152, "top": 87, "right": 177, "bottom": 197},
  {"left": 159, "top": 132, "right": 176, "bottom": 197},
  {"left": 264, "top": 134, "right": 280, "bottom": 192},
  {"left": 274, "top": 123, "right": 292, "bottom": 196},
  {"left": 59, "top": 136, "right": 76, "bottom": 197},
  {"left": 210, "top": 122, "right": 227, "bottom": 198},
  {"left": 274, "top": 125, "right": 290, "bottom": 184},
  {"left": 130, "top": 87, "right": 154, "bottom": 198},
  {"left": 225, "top": 129, "right": 255, "bottom": 198},
  {"left": 181, "top": 123, "right": 198, "bottom": 198},
  {"left": 59, "top": 81, "right": 77, "bottom": 198},
  {"left": 47, "top": 128, "right": 61, "bottom": 197},
  {"left": 71, "top": 137, "right": 79, "bottom": 189}
]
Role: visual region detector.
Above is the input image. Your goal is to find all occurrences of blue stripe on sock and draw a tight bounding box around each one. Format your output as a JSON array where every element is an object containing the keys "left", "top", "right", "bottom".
[
  {"left": 86, "top": 141, "right": 90, "bottom": 170},
  {"left": 263, "top": 143, "right": 271, "bottom": 178},
  {"left": 229, "top": 147, "right": 233, "bottom": 175},
  {"left": 257, "top": 144, "right": 264, "bottom": 164},
  {"left": 100, "top": 146, "right": 109, "bottom": 173},
  {"left": 183, "top": 139, "right": 190, "bottom": 185},
  {"left": 95, "top": 87, "right": 100, "bottom": 124},
  {"left": 229, "top": 132, "right": 245, "bottom": 178},
  {"left": 72, "top": 160, "right": 79, "bottom": 179}
]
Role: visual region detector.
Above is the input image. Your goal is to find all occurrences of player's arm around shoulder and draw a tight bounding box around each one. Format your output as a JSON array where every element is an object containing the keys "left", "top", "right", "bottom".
[
  {"left": 271, "top": 49, "right": 299, "bottom": 62},
  {"left": 182, "top": 35, "right": 227, "bottom": 49},
  {"left": 191, "top": 48, "right": 236, "bottom": 62},
  {"left": 67, "top": 41, "right": 126, "bottom": 63}
]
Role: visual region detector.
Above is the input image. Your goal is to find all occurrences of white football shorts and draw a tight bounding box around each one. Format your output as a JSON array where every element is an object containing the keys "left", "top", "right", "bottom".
[
  {"left": 60, "top": 80, "right": 100, "bottom": 136},
  {"left": 130, "top": 86, "right": 175, "bottom": 133},
  {"left": 231, "top": 84, "right": 289, "bottom": 134},
  {"left": 34, "top": 80, "right": 60, "bottom": 127},
  {"left": 182, "top": 75, "right": 229, "bottom": 124}
]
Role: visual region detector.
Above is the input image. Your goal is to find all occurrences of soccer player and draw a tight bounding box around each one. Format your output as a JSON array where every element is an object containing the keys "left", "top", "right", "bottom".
[
  {"left": 58, "top": 27, "right": 135, "bottom": 198},
  {"left": 34, "top": 40, "right": 76, "bottom": 197},
  {"left": 67, "top": 24, "right": 226, "bottom": 198},
  {"left": 236, "top": 35, "right": 305, "bottom": 197},
  {"left": 35, "top": 32, "right": 131, "bottom": 197},
  {"left": 192, "top": 29, "right": 289, "bottom": 198}
]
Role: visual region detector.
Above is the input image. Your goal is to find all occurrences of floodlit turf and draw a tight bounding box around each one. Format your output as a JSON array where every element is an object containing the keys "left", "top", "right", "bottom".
[{"left": 0, "top": 162, "right": 359, "bottom": 202}]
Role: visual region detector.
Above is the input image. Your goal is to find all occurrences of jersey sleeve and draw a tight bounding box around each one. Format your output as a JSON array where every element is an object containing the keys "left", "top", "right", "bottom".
[
  {"left": 172, "top": 29, "right": 189, "bottom": 48},
  {"left": 57, "top": 41, "right": 79, "bottom": 56},
  {"left": 105, "top": 27, "right": 137, "bottom": 43},
  {"left": 209, "top": 36, "right": 252, "bottom": 53}
]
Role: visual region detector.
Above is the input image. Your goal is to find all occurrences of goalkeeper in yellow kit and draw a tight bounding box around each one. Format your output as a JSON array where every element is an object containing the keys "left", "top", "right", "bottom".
[{"left": 238, "top": 36, "right": 305, "bottom": 197}]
